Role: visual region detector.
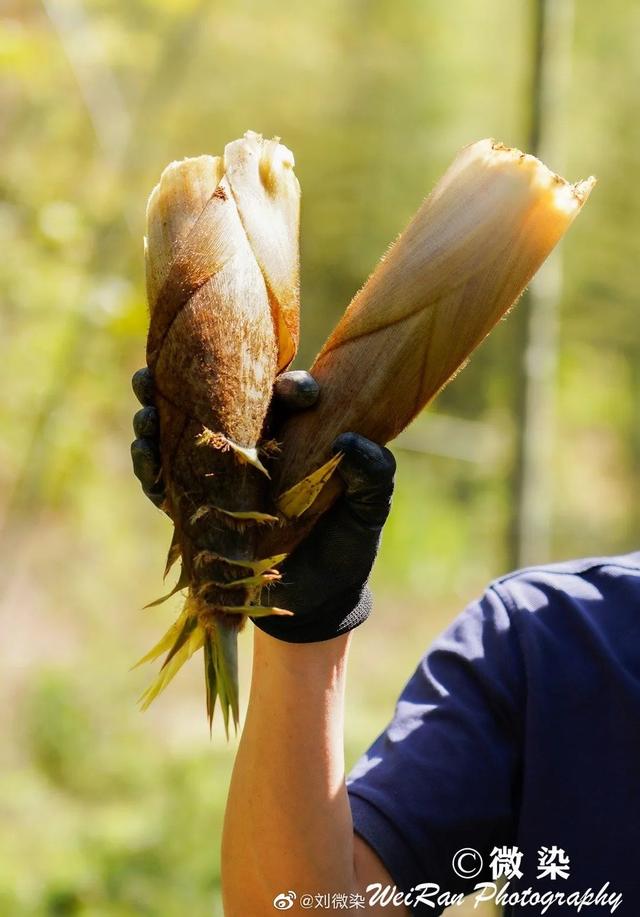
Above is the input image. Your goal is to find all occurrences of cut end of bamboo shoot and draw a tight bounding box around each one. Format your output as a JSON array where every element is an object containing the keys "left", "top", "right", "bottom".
[{"left": 480, "top": 138, "right": 596, "bottom": 215}]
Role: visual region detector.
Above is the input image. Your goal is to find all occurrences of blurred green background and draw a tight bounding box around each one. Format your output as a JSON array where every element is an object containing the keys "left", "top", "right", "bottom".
[{"left": 1, "top": 0, "right": 639, "bottom": 914}]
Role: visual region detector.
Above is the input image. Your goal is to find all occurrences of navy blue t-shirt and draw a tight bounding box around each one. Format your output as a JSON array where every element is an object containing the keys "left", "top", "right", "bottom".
[{"left": 347, "top": 553, "right": 640, "bottom": 915}]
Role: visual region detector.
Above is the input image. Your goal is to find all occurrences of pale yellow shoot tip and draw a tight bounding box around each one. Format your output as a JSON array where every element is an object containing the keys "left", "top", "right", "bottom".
[
  {"left": 478, "top": 138, "right": 596, "bottom": 217},
  {"left": 276, "top": 452, "right": 343, "bottom": 519}
]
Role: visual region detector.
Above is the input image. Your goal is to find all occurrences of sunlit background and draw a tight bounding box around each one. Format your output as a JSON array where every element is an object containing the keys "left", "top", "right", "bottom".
[{"left": 1, "top": 0, "right": 639, "bottom": 914}]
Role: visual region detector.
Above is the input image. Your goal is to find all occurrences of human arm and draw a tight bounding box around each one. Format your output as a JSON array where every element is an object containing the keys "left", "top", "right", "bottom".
[{"left": 222, "top": 630, "right": 401, "bottom": 916}]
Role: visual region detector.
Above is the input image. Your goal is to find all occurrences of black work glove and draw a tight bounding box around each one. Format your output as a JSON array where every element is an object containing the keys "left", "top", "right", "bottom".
[
  {"left": 131, "top": 368, "right": 395, "bottom": 644},
  {"left": 253, "top": 432, "right": 395, "bottom": 643},
  {"left": 131, "top": 367, "right": 166, "bottom": 509}
]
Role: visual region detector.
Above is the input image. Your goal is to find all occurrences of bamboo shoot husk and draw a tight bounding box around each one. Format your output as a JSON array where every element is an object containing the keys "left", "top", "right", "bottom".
[
  {"left": 263, "top": 139, "right": 595, "bottom": 552},
  {"left": 141, "top": 132, "right": 300, "bottom": 732}
]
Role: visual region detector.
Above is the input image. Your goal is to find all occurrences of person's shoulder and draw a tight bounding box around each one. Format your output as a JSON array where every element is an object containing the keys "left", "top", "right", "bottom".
[
  {"left": 491, "top": 550, "right": 640, "bottom": 594},
  {"left": 486, "top": 550, "right": 640, "bottom": 618}
]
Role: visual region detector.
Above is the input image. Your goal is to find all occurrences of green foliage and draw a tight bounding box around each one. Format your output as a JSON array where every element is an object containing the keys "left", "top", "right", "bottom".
[
  {"left": 1, "top": 1, "right": 639, "bottom": 914},
  {"left": 24, "top": 671, "right": 96, "bottom": 793}
]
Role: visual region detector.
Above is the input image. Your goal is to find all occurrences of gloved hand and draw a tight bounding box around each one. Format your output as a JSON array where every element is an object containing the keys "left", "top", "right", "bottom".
[{"left": 131, "top": 367, "right": 395, "bottom": 643}]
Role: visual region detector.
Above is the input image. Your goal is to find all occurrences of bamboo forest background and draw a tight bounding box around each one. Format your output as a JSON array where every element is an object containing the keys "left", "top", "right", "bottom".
[{"left": 1, "top": 1, "right": 639, "bottom": 914}]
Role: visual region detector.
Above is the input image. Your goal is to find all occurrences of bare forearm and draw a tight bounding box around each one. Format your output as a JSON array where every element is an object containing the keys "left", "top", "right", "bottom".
[{"left": 222, "top": 628, "right": 356, "bottom": 914}]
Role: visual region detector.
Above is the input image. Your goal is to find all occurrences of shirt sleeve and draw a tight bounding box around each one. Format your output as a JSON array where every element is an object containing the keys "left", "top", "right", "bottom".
[{"left": 347, "top": 585, "right": 524, "bottom": 911}]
